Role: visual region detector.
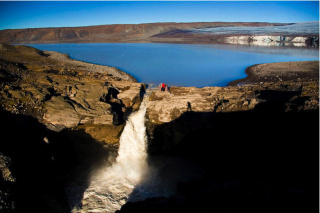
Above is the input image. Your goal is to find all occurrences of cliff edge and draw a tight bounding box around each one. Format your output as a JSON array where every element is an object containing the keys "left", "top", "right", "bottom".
[
  {"left": 119, "top": 61, "right": 319, "bottom": 213},
  {"left": 0, "top": 43, "right": 144, "bottom": 143}
]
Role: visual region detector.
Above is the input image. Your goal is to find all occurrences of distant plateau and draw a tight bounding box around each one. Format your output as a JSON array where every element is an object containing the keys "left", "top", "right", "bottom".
[{"left": 0, "top": 22, "right": 318, "bottom": 47}]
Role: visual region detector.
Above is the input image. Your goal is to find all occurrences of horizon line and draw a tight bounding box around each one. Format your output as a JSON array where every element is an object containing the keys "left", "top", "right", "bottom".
[{"left": 2, "top": 21, "right": 319, "bottom": 31}]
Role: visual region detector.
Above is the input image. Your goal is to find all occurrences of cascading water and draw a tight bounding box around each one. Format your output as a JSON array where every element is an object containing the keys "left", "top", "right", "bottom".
[
  {"left": 73, "top": 95, "right": 150, "bottom": 213},
  {"left": 70, "top": 91, "right": 203, "bottom": 212}
]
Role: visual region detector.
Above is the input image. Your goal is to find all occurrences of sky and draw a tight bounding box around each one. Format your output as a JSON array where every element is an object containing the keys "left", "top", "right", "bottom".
[{"left": 0, "top": 1, "right": 319, "bottom": 30}]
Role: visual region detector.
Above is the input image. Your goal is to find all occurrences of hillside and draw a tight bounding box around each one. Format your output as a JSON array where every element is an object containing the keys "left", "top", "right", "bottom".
[{"left": 0, "top": 22, "right": 287, "bottom": 44}]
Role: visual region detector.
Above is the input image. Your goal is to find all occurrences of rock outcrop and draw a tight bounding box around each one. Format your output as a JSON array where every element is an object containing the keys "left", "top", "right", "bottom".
[
  {"left": 147, "top": 79, "right": 319, "bottom": 125},
  {"left": 146, "top": 78, "right": 318, "bottom": 153},
  {"left": 0, "top": 44, "right": 146, "bottom": 212},
  {"left": 0, "top": 43, "right": 144, "bottom": 143},
  {"left": 120, "top": 63, "right": 319, "bottom": 213}
]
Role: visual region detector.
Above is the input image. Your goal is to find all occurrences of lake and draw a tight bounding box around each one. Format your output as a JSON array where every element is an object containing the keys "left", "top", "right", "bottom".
[{"left": 27, "top": 43, "right": 319, "bottom": 87}]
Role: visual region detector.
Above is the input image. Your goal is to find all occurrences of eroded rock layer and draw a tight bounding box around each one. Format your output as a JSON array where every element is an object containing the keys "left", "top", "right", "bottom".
[{"left": 0, "top": 43, "right": 144, "bottom": 143}]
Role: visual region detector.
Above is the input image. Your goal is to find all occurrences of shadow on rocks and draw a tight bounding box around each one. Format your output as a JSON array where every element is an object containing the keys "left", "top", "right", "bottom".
[
  {"left": 118, "top": 89, "right": 319, "bottom": 213},
  {"left": 0, "top": 109, "right": 115, "bottom": 213}
]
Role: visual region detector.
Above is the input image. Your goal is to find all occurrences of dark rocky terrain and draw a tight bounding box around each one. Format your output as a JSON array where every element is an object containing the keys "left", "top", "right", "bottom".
[{"left": 120, "top": 62, "right": 319, "bottom": 212}]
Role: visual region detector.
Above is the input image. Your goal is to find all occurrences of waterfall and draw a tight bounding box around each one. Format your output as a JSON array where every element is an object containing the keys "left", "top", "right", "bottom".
[{"left": 73, "top": 95, "right": 150, "bottom": 213}]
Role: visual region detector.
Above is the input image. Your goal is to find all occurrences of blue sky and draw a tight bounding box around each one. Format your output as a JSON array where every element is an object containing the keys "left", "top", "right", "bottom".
[{"left": 0, "top": 1, "right": 319, "bottom": 30}]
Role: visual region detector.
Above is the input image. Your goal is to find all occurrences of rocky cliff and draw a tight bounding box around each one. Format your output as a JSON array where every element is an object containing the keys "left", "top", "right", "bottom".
[
  {"left": 0, "top": 44, "right": 146, "bottom": 212},
  {"left": 0, "top": 43, "right": 144, "bottom": 143},
  {"left": 119, "top": 62, "right": 319, "bottom": 213},
  {"left": 146, "top": 61, "right": 319, "bottom": 151},
  {"left": 147, "top": 65, "right": 319, "bottom": 125}
]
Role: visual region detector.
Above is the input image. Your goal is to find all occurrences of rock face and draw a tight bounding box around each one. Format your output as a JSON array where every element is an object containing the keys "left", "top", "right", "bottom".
[
  {"left": 147, "top": 87, "right": 220, "bottom": 124},
  {"left": 0, "top": 43, "right": 144, "bottom": 143},
  {"left": 0, "top": 44, "right": 145, "bottom": 212},
  {"left": 146, "top": 79, "right": 319, "bottom": 154},
  {"left": 120, "top": 65, "right": 319, "bottom": 213},
  {"left": 0, "top": 152, "right": 15, "bottom": 212},
  {"left": 147, "top": 79, "right": 319, "bottom": 125}
]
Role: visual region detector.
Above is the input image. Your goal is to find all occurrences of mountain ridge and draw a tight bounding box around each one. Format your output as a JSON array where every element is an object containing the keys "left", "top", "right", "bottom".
[{"left": 0, "top": 22, "right": 289, "bottom": 44}]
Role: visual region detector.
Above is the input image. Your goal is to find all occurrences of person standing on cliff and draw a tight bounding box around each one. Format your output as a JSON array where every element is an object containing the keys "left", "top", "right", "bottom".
[
  {"left": 159, "top": 83, "right": 166, "bottom": 92},
  {"left": 187, "top": 102, "right": 192, "bottom": 111}
]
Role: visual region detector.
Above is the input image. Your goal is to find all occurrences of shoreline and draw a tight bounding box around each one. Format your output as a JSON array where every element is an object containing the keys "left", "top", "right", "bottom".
[
  {"left": 40, "top": 46, "right": 320, "bottom": 89},
  {"left": 25, "top": 44, "right": 318, "bottom": 88},
  {"left": 228, "top": 60, "right": 319, "bottom": 86},
  {"left": 2, "top": 43, "right": 319, "bottom": 92},
  {"left": 43, "top": 50, "right": 137, "bottom": 82}
]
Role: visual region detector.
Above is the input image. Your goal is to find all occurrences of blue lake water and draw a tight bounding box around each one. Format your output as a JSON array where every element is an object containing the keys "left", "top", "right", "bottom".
[{"left": 27, "top": 43, "right": 319, "bottom": 87}]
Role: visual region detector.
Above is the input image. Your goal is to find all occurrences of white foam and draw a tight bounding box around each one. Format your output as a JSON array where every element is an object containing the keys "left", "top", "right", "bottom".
[{"left": 73, "top": 95, "right": 150, "bottom": 213}]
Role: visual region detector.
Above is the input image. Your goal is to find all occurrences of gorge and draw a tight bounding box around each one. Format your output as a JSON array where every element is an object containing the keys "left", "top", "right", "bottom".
[{"left": 70, "top": 94, "right": 150, "bottom": 212}]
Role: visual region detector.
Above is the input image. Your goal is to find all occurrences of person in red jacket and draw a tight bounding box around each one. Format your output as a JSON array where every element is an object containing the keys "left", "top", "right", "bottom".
[
  {"left": 159, "top": 83, "right": 169, "bottom": 92},
  {"left": 159, "top": 83, "right": 165, "bottom": 92}
]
